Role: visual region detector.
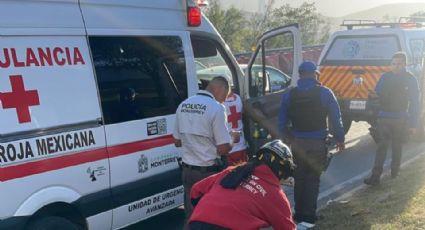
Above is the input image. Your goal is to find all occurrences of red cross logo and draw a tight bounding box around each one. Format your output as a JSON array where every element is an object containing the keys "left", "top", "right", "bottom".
[
  {"left": 0, "top": 75, "right": 40, "bottom": 123},
  {"left": 227, "top": 105, "right": 241, "bottom": 129}
]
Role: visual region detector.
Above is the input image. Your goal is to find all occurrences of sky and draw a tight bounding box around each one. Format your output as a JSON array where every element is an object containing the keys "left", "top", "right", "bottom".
[{"left": 223, "top": 0, "right": 425, "bottom": 17}]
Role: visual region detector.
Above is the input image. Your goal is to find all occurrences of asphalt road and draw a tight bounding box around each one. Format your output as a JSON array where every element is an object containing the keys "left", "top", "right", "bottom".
[{"left": 126, "top": 122, "right": 425, "bottom": 229}]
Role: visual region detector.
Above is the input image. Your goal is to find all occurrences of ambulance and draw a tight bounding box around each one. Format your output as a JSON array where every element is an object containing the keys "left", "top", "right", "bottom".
[
  {"left": 318, "top": 19, "right": 425, "bottom": 135},
  {"left": 0, "top": 0, "right": 302, "bottom": 229}
]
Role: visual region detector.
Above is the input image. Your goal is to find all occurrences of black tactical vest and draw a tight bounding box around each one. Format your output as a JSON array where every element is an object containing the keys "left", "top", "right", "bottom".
[
  {"left": 379, "top": 73, "right": 410, "bottom": 113},
  {"left": 288, "top": 86, "right": 328, "bottom": 132}
]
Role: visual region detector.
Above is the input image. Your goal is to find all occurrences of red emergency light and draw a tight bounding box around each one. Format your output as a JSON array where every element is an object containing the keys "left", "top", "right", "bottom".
[
  {"left": 187, "top": 6, "right": 201, "bottom": 27},
  {"left": 399, "top": 23, "right": 421, "bottom": 29}
]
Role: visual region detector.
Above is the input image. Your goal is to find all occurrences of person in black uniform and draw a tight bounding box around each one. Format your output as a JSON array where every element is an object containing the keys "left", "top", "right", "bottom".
[
  {"left": 278, "top": 61, "right": 345, "bottom": 224},
  {"left": 364, "top": 52, "right": 420, "bottom": 185}
]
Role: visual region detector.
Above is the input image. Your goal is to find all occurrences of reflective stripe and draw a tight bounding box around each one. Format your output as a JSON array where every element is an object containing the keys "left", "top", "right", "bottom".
[
  {"left": 0, "top": 135, "right": 174, "bottom": 182},
  {"left": 320, "top": 65, "right": 390, "bottom": 99}
]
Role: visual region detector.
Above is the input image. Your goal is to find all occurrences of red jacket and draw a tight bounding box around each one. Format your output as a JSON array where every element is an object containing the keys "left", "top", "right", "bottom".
[{"left": 189, "top": 164, "right": 295, "bottom": 230}]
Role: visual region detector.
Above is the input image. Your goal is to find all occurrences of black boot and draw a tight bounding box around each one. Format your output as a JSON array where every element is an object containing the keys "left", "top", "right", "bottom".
[
  {"left": 364, "top": 175, "right": 380, "bottom": 186},
  {"left": 391, "top": 171, "right": 399, "bottom": 179}
]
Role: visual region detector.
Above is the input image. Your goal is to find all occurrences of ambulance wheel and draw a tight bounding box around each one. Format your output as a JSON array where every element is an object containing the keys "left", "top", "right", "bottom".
[{"left": 28, "top": 216, "right": 81, "bottom": 230}]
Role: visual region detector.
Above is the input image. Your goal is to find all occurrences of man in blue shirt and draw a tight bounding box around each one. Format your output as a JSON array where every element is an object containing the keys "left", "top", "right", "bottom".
[
  {"left": 364, "top": 52, "right": 420, "bottom": 186},
  {"left": 278, "top": 61, "right": 345, "bottom": 224}
]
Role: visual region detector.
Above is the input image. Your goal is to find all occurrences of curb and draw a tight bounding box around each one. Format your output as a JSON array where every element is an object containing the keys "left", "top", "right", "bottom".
[{"left": 317, "top": 142, "right": 425, "bottom": 210}]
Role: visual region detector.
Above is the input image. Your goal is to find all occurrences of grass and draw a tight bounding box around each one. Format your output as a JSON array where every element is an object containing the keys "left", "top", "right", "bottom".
[{"left": 314, "top": 154, "right": 425, "bottom": 230}]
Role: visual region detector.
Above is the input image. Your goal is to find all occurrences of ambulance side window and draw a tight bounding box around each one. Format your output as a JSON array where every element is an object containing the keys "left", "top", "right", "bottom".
[
  {"left": 191, "top": 35, "right": 238, "bottom": 93},
  {"left": 249, "top": 32, "right": 294, "bottom": 97},
  {"left": 89, "top": 36, "right": 188, "bottom": 124}
]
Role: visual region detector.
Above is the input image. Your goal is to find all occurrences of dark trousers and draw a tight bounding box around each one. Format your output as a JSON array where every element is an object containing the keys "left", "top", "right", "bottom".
[
  {"left": 291, "top": 138, "right": 327, "bottom": 223},
  {"left": 182, "top": 166, "right": 216, "bottom": 225},
  {"left": 189, "top": 221, "right": 230, "bottom": 230},
  {"left": 371, "top": 118, "right": 405, "bottom": 178}
]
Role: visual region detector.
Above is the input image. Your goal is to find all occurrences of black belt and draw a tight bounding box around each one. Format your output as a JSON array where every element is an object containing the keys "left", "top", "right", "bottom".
[{"left": 182, "top": 162, "right": 220, "bottom": 172}]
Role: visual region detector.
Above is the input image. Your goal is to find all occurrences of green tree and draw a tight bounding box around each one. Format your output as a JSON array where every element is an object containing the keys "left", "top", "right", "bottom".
[
  {"left": 240, "top": 0, "right": 276, "bottom": 52},
  {"left": 382, "top": 14, "right": 398, "bottom": 22},
  {"left": 203, "top": 1, "right": 330, "bottom": 53},
  {"left": 204, "top": 0, "right": 246, "bottom": 52},
  {"left": 408, "top": 11, "right": 425, "bottom": 22},
  {"left": 241, "top": 1, "right": 331, "bottom": 51},
  {"left": 270, "top": 2, "right": 331, "bottom": 45}
]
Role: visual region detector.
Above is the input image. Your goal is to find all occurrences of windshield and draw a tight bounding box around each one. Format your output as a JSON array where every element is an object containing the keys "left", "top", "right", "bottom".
[{"left": 321, "top": 35, "right": 401, "bottom": 65}]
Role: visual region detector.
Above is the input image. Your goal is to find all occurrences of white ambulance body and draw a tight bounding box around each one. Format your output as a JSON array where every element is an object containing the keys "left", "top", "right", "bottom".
[{"left": 0, "top": 0, "right": 302, "bottom": 229}]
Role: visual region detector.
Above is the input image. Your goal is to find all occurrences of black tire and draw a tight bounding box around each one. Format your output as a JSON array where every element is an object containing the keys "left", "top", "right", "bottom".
[{"left": 28, "top": 216, "right": 80, "bottom": 230}]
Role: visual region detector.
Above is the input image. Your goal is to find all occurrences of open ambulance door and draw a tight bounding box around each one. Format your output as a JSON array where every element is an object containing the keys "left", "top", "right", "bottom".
[{"left": 243, "top": 24, "right": 302, "bottom": 151}]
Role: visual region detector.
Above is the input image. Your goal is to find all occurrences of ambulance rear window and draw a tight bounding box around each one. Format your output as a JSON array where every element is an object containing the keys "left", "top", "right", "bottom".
[
  {"left": 89, "top": 36, "right": 188, "bottom": 124},
  {"left": 321, "top": 35, "right": 401, "bottom": 65}
]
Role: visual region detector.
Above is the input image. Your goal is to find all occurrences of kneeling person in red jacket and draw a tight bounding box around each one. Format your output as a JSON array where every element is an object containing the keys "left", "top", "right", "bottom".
[{"left": 189, "top": 140, "right": 296, "bottom": 230}]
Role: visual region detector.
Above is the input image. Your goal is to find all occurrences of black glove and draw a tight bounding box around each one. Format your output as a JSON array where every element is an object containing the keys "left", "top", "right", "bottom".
[
  {"left": 214, "top": 156, "right": 228, "bottom": 171},
  {"left": 369, "top": 126, "right": 381, "bottom": 144},
  {"left": 177, "top": 157, "right": 183, "bottom": 170},
  {"left": 191, "top": 196, "right": 202, "bottom": 207},
  {"left": 322, "top": 137, "right": 333, "bottom": 172}
]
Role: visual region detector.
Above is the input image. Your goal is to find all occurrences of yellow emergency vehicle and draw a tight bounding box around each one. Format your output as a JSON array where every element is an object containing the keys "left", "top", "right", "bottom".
[{"left": 318, "top": 18, "right": 425, "bottom": 135}]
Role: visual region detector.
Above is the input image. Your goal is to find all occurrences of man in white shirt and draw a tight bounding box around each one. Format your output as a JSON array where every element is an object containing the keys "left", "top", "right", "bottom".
[{"left": 173, "top": 76, "right": 237, "bottom": 223}]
